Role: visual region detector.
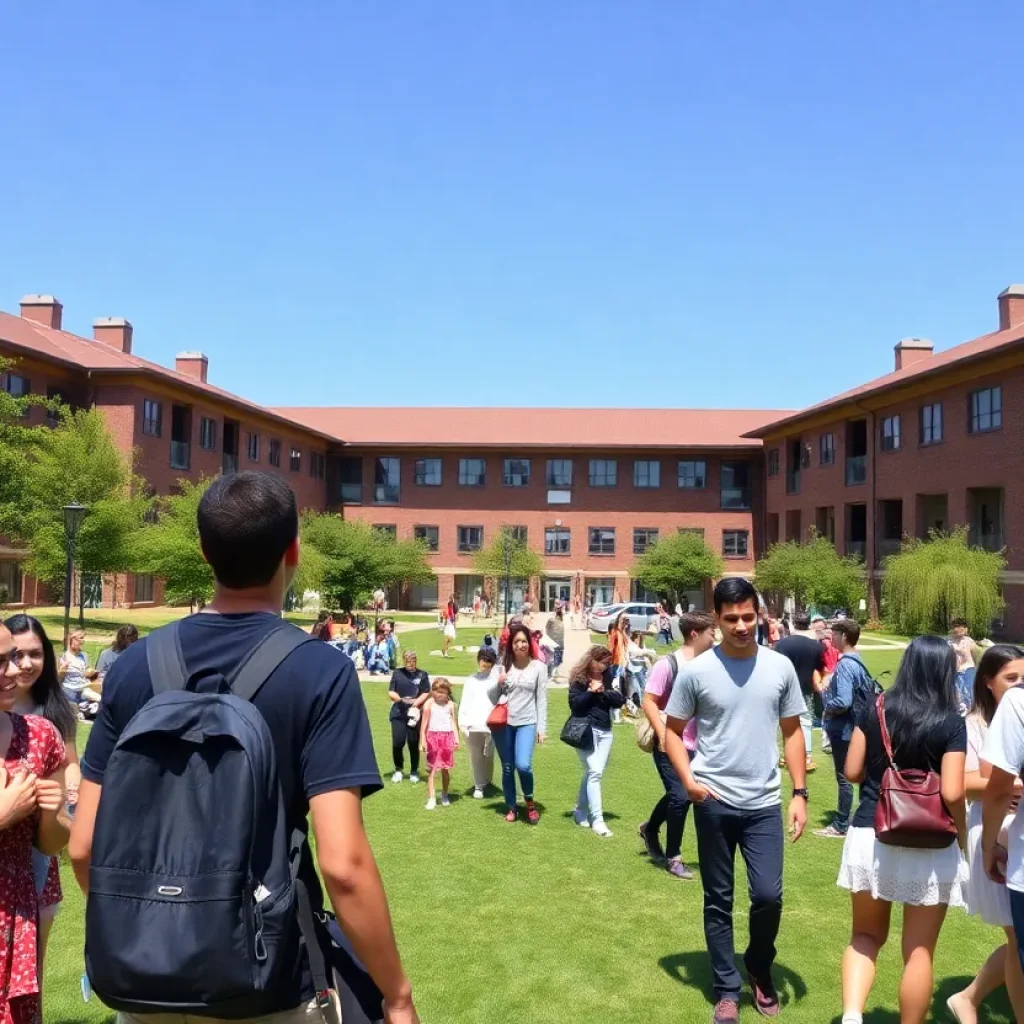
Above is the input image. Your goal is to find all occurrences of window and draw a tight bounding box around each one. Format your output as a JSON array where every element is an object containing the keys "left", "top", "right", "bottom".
[
  {"left": 0, "top": 561, "right": 24, "bottom": 604},
  {"left": 338, "top": 456, "right": 362, "bottom": 503},
  {"left": 374, "top": 524, "right": 397, "bottom": 539},
  {"left": 920, "top": 403, "right": 943, "bottom": 445},
  {"left": 200, "top": 417, "right": 217, "bottom": 451},
  {"left": 723, "top": 530, "right": 749, "bottom": 558},
  {"left": 969, "top": 386, "right": 1002, "bottom": 434},
  {"left": 634, "top": 460, "right": 660, "bottom": 488},
  {"left": 310, "top": 452, "right": 326, "bottom": 480},
  {"left": 820, "top": 433, "right": 835, "bottom": 465},
  {"left": 459, "top": 458, "right": 486, "bottom": 487},
  {"left": 678, "top": 460, "right": 707, "bottom": 489},
  {"left": 289, "top": 447, "right": 301, "bottom": 473},
  {"left": 414, "top": 525, "right": 439, "bottom": 552},
  {"left": 502, "top": 458, "right": 531, "bottom": 487},
  {"left": 767, "top": 449, "right": 780, "bottom": 477},
  {"left": 508, "top": 525, "right": 528, "bottom": 544},
  {"left": 679, "top": 527, "right": 705, "bottom": 539},
  {"left": 45, "top": 385, "right": 63, "bottom": 425},
  {"left": 633, "top": 528, "right": 659, "bottom": 554},
  {"left": 588, "top": 527, "right": 615, "bottom": 556},
  {"left": 546, "top": 459, "right": 573, "bottom": 487},
  {"left": 268, "top": 438, "right": 281, "bottom": 467},
  {"left": 246, "top": 432, "right": 260, "bottom": 462},
  {"left": 545, "top": 527, "right": 570, "bottom": 555},
  {"left": 880, "top": 415, "right": 901, "bottom": 452},
  {"left": 3, "top": 373, "right": 30, "bottom": 398},
  {"left": 142, "top": 399, "right": 162, "bottom": 437},
  {"left": 414, "top": 458, "right": 442, "bottom": 486},
  {"left": 133, "top": 574, "right": 155, "bottom": 603},
  {"left": 588, "top": 459, "right": 617, "bottom": 487},
  {"left": 457, "top": 525, "right": 484, "bottom": 553},
  {"left": 374, "top": 457, "right": 400, "bottom": 503},
  {"left": 721, "top": 461, "right": 751, "bottom": 509}
]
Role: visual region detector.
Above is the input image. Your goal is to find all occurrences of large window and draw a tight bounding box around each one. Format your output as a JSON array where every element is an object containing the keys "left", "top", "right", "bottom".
[
  {"left": 920, "top": 403, "right": 943, "bottom": 445},
  {"left": 200, "top": 417, "right": 217, "bottom": 451},
  {"left": 289, "top": 447, "right": 301, "bottom": 473},
  {"left": 459, "top": 458, "right": 486, "bottom": 487},
  {"left": 457, "top": 525, "right": 484, "bottom": 553},
  {"left": 588, "top": 459, "right": 617, "bottom": 487},
  {"left": 969, "top": 387, "right": 1002, "bottom": 434},
  {"left": 415, "top": 458, "right": 442, "bottom": 486},
  {"left": 720, "top": 461, "right": 751, "bottom": 509},
  {"left": 820, "top": 433, "right": 835, "bottom": 465},
  {"left": 142, "top": 399, "right": 162, "bottom": 437},
  {"left": 588, "top": 527, "right": 615, "bottom": 556},
  {"left": 546, "top": 459, "right": 573, "bottom": 487},
  {"left": 247, "top": 432, "right": 260, "bottom": 462},
  {"left": 767, "top": 449, "right": 780, "bottom": 477},
  {"left": 268, "top": 438, "right": 281, "bottom": 467},
  {"left": 880, "top": 415, "right": 901, "bottom": 452},
  {"left": 310, "top": 452, "right": 326, "bottom": 480},
  {"left": 722, "top": 530, "right": 749, "bottom": 558},
  {"left": 634, "top": 460, "right": 661, "bottom": 488},
  {"left": 133, "top": 573, "right": 155, "bottom": 603},
  {"left": 678, "top": 460, "right": 707, "bottom": 489},
  {"left": 374, "top": 457, "right": 400, "bottom": 503},
  {"left": 545, "top": 527, "right": 570, "bottom": 555},
  {"left": 503, "top": 458, "right": 531, "bottom": 487},
  {"left": 633, "top": 528, "right": 659, "bottom": 554},
  {"left": 414, "top": 525, "right": 439, "bottom": 552},
  {"left": 3, "top": 373, "right": 30, "bottom": 397},
  {"left": 338, "top": 456, "right": 362, "bottom": 502}
]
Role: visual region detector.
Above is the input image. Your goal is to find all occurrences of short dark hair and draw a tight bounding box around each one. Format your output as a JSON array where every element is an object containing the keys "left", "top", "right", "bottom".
[
  {"left": 950, "top": 617, "right": 969, "bottom": 629},
  {"left": 197, "top": 472, "right": 298, "bottom": 589},
  {"left": 477, "top": 647, "right": 498, "bottom": 667},
  {"left": 832, "top": 620, "right": 861, "bottom": 647},
  {"left": 713, "top": 577, "right": 758, "bottom": 614},
  {"left": 793, "top": 613, "right": 811, "bottom": 631},
  {"left": 679, "top": 610, "right": 715, "bottom": 640}
]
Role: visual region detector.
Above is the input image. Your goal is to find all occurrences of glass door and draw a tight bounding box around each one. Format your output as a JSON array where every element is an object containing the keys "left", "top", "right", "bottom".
[{"left": 543, "top": 579, "right": 572, "bottom": 612}]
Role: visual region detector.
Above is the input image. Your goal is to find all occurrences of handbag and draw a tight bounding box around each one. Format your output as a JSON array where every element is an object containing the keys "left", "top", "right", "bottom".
[
  {"left": 873, "top": 694, "right": 958, "bottom": 849},
  {"left": 560, "top": 715, "right": 594, "bottom": 750},
  {"left": 636, "top": 712, "right": 666, "bottom": 754},
  {"left": 487, "top": 699, "right": 508, "bottom": 731}
]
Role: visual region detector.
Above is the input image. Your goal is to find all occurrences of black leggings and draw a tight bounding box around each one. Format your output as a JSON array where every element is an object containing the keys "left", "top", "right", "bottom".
[{"left": 391, "top": 719, "right": 420, "bottom": 775}]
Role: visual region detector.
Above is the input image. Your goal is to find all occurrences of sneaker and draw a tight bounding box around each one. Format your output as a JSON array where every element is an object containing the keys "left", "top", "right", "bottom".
[
  {"left": 748, "top": 973, "right": 780, "bottom": 1017},
  {"left": 505, "top": 808, "right": 518, "bottom": 823},
  {"left": 574, "top": 809, "right": 591, "bottom": 828},
  {"left": 666, "top": 857, "right": 695, "bottom": 880},
  {"left": 637, "top": 821, "right": 666, "bottom": 862},
  {"left": 425, "top": 798, "right": 436, "bottom": 811},
  {"left": 821, "top": 738, "right": 832, "bottom": 754},
  {"left": 391, "top": 771, "right": 403, "bottom": 784},
  {"left": 711, "top": 998, "right": 739, "bottom": 1023},
  {"left": 592, "top": 819, "right": 613, "bottom": 838},
  {"left": 441, "top": 794, "right": 451, "bottom": 807},
  {"left": 805, "top": 758, "right": 817, "bottom": 773},
  {"left": 526, "top": 803, "right": 540, "bottom": 825},
  {"left": 814, "top": 824, "right": 848, "bottom": 839},
  {"left": 473, "top": 787, "right": 484, "bottom": 799},
  {"left": 409, "top": 774, "right": 420, "bottom": 784}
]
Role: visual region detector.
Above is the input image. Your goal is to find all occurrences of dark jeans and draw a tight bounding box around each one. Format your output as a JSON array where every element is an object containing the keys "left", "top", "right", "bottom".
[
  {"left": 648, "top": 748, "right": 691, "bottom": 859},
  {"left": 825, "top": 726, "right": 853, "bottom": 831},
  {"left": 694, "top": 800, "right": 784, "bottom": 1002},
  {"left": 1010, "top": 890, "right": 1024, "bottom": 973},
  {"left": 390, "top": 718, "right": 420, "bottom": 775}
]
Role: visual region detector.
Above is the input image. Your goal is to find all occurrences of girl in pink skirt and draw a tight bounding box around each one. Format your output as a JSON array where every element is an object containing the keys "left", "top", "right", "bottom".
[{"left": 420, "top": 678, "right": 459, "bottom": 810}]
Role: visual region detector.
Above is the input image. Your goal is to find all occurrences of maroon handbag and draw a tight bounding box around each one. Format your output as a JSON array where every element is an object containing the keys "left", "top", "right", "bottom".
[{"left": 873, "top": 694, "right": 958, "bottom": 849}]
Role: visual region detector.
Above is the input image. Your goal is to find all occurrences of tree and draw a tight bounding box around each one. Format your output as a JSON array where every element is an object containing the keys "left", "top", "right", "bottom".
[
  {"left": 754, "top": 535, "right": 865, "bottom": 615},
  {"left": 472, "top": 527, "right": 545, "bottom": 581},
  {"left": 0, "top": 356, "right": 49, "bottom": 543},
  {"left": 882, "top": 528, "right": 1004, "bottom": 637},
  {"left": 631, "top": 530, "right": 724, "bottom": 608}
]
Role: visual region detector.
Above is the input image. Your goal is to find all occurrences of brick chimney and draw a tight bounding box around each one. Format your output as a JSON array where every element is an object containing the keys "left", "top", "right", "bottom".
[
  {"left": 894, "top": 337, "right": 933, "bottom": 372},
  {"left": 19, "top": 295, "right": 63, "bottom": 330},
  {"left": 998, "top": 285, "right": 1024, "bottom": 331},
  {"left": 93, "top": 317, "right": 133, "bottom": 354},
  {"left": 175, "top": 351, "right": 209, "bottom": 383}
]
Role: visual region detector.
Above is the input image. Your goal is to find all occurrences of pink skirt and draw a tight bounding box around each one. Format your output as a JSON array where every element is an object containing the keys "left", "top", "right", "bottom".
[{"left": 426, "top": 731, "right": 456, "bottom": 770}]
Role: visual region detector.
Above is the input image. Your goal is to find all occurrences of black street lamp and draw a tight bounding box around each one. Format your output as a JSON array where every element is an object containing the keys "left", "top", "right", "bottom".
[{"left": 62, "top": 501, "right": 87, "bottom": 648}]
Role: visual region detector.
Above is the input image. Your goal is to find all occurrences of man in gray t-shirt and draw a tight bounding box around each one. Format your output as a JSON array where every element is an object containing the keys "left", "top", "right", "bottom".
[{"left": 664, "top": 578, "right": 808, "bottom": 1023}]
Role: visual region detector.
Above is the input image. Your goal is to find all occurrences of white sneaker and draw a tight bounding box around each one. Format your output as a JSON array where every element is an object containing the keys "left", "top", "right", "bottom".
[
  {"left": 441, "top": 794, "right": 451, "bottom": 807},
  {"left": 391, "top": 771, "right": 403, "bottom": 784},
  {"left": 592, "top": 819, "right": 613, "bottom": 838},
  {"left": 409, "top": 774, "right": 420, "bottom": 784},
  {"left": 574, "top": 809, "right": 591, "bottom": 828},
  {"left": 473, "top": 788, "right": 484, "bottom": 799},
  {"left": 425, "top": 797, "right": 436, "bottom": 810}
]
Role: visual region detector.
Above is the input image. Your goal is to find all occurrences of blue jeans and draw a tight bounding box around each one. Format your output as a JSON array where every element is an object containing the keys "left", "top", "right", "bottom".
[
  {"left": 576, "top": 726, "right": 613, "bottom": 823},
  {"left": 824, "top": 727, "right": 853, "bottom": 832},
  {"left": 494, "top": 723, "right": 536, "bottom": 807},
  {"left": 1010, "top": 889, "right": 1024, "bottom": 972},
  {"left": 957, "top": 667, "right": 976, "bottom": 709}
]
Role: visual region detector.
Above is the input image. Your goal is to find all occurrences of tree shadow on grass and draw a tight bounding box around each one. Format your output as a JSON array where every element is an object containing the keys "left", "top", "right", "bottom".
[{"left": 660, "top": 950, "right": 807, "bottom": 1010}]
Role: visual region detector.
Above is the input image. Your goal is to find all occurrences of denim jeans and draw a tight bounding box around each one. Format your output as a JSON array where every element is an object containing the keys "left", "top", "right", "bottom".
[
  {"left": 693, "top": 800, "right": 784, "bottom": 1002},
  {"left": 957, "top": 668, "right": 976, "bottom": 709},
  {"left": 648, "top": 747, "right": 691, "bottom": 859},
  {"left": 493, "top": 722, "right": 537, "bottom": 807},
  {"left": 824, "top": 727, "right": 853, "bottom": 831},
  {"left": 1009, "top": 889, "right": 1024, "bottom": 973},
  {"left": 576, "top": 726, "right": 613, "bottom": 823}
]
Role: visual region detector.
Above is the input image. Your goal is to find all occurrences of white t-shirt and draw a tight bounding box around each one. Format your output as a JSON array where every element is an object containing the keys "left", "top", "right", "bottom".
[{"left": 980, "top": 686, "right": 1024, "bottom": 892}]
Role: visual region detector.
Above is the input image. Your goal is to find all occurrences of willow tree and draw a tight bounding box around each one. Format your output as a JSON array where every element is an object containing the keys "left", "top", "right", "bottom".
[{"left": 882, "top": 528, "right": 1004, "bottom": 637}]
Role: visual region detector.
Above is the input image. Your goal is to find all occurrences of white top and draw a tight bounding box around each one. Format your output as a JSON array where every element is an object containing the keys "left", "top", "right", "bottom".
[
  {"left": 459, "top": 668, "right": 498, "bottom": 733},
  {"left": 60, "top": 650, "right": 89, "bottom": 693},
  {"left": 981, "top": 686, "right": 1024, "bottom": 892},
  {"left": 427, "top": 699, "right": 456, "bottom": 734}
]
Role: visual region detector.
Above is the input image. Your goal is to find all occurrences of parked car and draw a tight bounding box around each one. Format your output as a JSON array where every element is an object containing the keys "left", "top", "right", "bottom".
[{"left": 588, "top": 602, "right": 659, "bottom": 634}]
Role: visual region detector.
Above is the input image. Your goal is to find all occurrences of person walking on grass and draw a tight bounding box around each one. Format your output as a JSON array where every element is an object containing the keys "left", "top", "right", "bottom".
[
  {"left": 388, "top": 650, "right": 430, "bottom": 784},
  {"left": 420, "top": 679, "right": 459, "bottom": 810},
  {"left": 664, "top": 578, "right": 807, "bottom": 1024},
  {"left": 774, "top": 613, "right": 825, "bottom": 775},
  {"left": 441, "top": 596, "right": 458, "bottom": 658},
  {"left": 459, "top": 648, "right": 498, "bottom": 798},
  {"left": 638, "top": 610, "right": 716, "bottom": 881},
  {"left": 568, "top": 646, "right": 623, "bottom": 838},
  {"left": 947, "top": 645, "right": 1024, "bottom": 1024},
  {"left": 488, "top": 622, "right": 548, "bottom": 824},
  {"left": 951, "top": 617, "right": 979, "bottom": 713},
  {"left": 836, "top": 636, "right": 967, "bottom": 1024}
]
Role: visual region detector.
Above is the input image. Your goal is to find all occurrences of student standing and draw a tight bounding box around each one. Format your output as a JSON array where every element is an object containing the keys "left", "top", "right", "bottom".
[
  {"left": 774, "top": 614, "right": 826, "bottom": 774},
  {"left": 951, "top": 618, "right": 979, "bottom": 711},
  {"left": 58, "top": 629, "right": 91, "bottom": 714},
  {"left": 665, "top": 578, "right": 807, "bottom": 1024},
  {"left": 459, "top": 648, "right": 498, "bottom": 798},
  {"left": 420, "top": 679, "right": 459, "bottom": 810},
  {"left": 388, "top": 651, "right": 430, "bottom": 784}
]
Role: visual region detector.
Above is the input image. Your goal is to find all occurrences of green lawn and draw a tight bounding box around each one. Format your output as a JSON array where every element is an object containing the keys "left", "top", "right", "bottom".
[{"left": 45, "top": 682, "right": 1010, "bottom": 1024}]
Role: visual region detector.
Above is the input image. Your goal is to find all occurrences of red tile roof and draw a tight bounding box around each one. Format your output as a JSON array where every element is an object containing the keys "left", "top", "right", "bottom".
[
  {"left": 745, "top": 321, "right": 1024, "bottom": 437},
  {"left": 272, "top": 406, "right": 791, "bottom": 448}
]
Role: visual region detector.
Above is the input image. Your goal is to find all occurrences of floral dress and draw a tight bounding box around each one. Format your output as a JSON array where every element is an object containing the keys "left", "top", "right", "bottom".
[{"left": 0, "top": 714, "right": 65, "bottom": 1024}]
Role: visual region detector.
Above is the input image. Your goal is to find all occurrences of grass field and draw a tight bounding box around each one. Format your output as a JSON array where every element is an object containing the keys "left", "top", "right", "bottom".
[{"left": 43, "top": 669, "right": 1014, "bottom": 1024}]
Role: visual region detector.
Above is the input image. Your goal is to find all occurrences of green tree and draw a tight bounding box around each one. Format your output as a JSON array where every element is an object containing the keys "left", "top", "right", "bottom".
[
  {"left": 0, "top": 356, "right": 49, "bottom": 542},
  {"left": 754, "top": 534, "right": 865, "bottom": 614},
  {"left": 882, "top": 528, "right": 1004, "bottom": 637},
  {"left": 631, "top": 530, "right": 724, "bottom": 608},
  {"left": 472, "top": 526, "right": 545, "bottom": 581}
]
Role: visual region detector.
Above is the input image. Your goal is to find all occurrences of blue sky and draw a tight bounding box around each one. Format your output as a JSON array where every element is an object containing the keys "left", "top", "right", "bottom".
[{"left": 3, "top": 1, "right": 1022, "bottom": 411}]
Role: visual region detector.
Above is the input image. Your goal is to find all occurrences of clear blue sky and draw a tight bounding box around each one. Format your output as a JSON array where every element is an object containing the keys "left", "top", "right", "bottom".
[{"left": 3, "top": 1, "right": 1022, "bottom": 411}]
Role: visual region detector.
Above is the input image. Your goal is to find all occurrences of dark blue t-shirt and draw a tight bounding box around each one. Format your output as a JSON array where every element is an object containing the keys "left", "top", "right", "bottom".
[{"left": 80, "top": 611, "right": 383, "bottom": 1010}]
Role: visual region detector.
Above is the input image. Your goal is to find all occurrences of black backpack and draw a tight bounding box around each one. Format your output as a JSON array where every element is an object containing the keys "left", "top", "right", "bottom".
[
  {"left": 85, "top": 620, "right": 334, "bottom": 1019},
  {"left": 845, "top": 655, "right": 885, "bottom": 722}
]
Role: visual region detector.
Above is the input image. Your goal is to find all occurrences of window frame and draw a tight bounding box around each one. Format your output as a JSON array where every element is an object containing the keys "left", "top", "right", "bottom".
[
  {"left": 633, "top": 527, "right": 659, "bottom": 555},
  {"left": 720, "top": 461, "right": 751, "bottom": 509},
  {"left": 545, "top": 459, "right": 573, "bottom": 487},
  {"left": 819, "top": 433, "right": 836, "bottom": 466},
  {"left": 919, "top": 403, "right": 943, "bottom": 446},
  {"left": 457, "top": 525, "right": 484, "bottom": 553},
  {"left": 246, "top": 432, "right": 260, "bottom": 462},
  {"left": 310, "top": 452, "right": 326, "bottom": 480},
  {"left": 414, "top": 458, "right": 442, "bottom": 486},
  {"left": 969, "top": 386, "right": 1002, "bottom": 434},
  {"left": 588, "top": 459, "right": 617, "bottom": 487},
  {"left": 268, "top": 438, "right": 281, "bottom": 468},
  {"left": 677, "top": 460, "right": 707, "bottom": 490},
  {"left": 544, "top": 526, "right": 571, "bottom": 556},
  {"left": 373, "top": 456, "right": 401, "bottom": 504},
  {"left": 142, "top": 399, "right": 163, "bottom": 438},
  {"left": 767, "top": 449, "right": 780, "bottom": 477},
  {"left": 880, "top": 415, "right": 902, "bottom": 452},
  {"left": 3, "top": 373, "right": 30, "bottom": 398},
  {"left": 722, "top": 529, "right": 750, "bottom": 558},
  {"left": 458, "top": 458, "right": 486, "bottom": 487},
  {"left": 133, "top": 573, "right": 155, "bottom": 603},
  {"left": 200, "top": 417, "right": 218, "bottom": 451},
  {"left": 633, "top": 460, "right": 661, "bottom": 489},
  {"left": 289, "top": 447, "right": 302, "bottom": 473},
  {"left": 338, "top": 456, "right": 362, "bottom": 503},
  {"left": 502, "top": 458, "right": 531, "bottom": 487},
  {"left": 413, "top": 524, "right": 439, "bottom": 552},
  {"left": 588, "top": 526, "right": 616, "bottom": 556}
]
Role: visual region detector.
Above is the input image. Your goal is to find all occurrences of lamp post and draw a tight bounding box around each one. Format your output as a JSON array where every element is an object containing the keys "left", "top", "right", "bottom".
[
  {"left": 62, "top": 501, "right": 87, "bottom": 648},
  {"left": 501, "top": 528, "right": 514, "bottom": 626}
]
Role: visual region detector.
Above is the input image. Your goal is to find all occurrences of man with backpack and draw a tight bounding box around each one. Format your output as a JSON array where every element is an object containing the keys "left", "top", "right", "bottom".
[{"left": 69, "top": 472, "right": 419, "bottom": 1024}]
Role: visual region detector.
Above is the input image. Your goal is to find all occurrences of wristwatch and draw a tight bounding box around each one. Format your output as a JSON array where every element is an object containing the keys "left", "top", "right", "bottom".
[{"left": 792, "top": 787, "right": 809, "bottom": 800}]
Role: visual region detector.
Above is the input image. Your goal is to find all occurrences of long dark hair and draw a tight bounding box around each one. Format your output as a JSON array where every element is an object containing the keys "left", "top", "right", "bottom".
[
  {"left": 503, "top": 623, "right": 533, "bottom": 671},
  {"left": 4, "top": 614, "right": 77, "bottom": 741},
  {"left": 971, "top": 644, "right": 1024, "bottom": 726},
  {"left": 881, "top": 635, "right": 958, "bottom": 762}
]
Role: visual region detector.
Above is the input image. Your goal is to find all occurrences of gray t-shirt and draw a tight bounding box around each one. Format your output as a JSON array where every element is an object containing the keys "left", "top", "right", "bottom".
[{"left": 665, "top": 645, "right": 805, "bottom": 810}]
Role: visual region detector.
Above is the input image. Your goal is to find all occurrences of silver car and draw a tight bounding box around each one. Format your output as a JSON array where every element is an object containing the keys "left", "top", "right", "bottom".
[{"left": 588, "top": 602, "right": 659, "bottom": 634}]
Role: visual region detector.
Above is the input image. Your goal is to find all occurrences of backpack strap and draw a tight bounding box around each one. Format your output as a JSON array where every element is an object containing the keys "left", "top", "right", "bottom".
[
  {"left": 147, "top": 622, "right": 188, "bottom": 695},
  {"left": 229, "top": 622, "right": 316, "bottom": 703},
  {"left": 876, "top": 693, "right": 897, "bottom": 769},
  {"left": 291, "top": 829, "right": 334, "bottom": 1017}
]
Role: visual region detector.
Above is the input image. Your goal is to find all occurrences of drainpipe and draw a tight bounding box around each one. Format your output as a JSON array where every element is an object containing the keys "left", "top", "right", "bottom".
[{"left": 853, "top": 400, "right": 878, "bottom": 618}]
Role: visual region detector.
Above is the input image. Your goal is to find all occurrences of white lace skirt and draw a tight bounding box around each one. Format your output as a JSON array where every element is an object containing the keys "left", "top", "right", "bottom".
[{"left": 837, "top": 825, "right": 968, "bottom": 907}]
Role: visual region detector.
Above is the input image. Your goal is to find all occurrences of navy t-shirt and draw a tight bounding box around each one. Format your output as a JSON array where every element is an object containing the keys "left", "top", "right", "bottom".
[{"left": 80, "top": 612, "right": 383, "bottom": 1010}]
